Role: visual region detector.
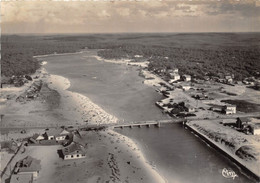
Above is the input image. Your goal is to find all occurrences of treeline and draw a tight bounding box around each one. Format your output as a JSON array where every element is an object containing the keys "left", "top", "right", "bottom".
[
  {"left": 2, "top": 33, "right": 260, "bottom": 82},
  {"left": 1, "top": 35, "right": 87, "bottom": 77},
  {"left": 97, "top": 43, "right": 260, "bottom": 81}
]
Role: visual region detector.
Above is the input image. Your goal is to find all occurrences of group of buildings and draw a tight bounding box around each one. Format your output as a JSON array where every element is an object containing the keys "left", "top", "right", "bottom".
[
  {"left": 224, "top": 117, "right": 260, "bottom": 135},
  {"left": 10, "top": 128, "right": 87, "bottom": 183},
  {"left": 29, "top": 128, "right": 87, "bottom": 159}
]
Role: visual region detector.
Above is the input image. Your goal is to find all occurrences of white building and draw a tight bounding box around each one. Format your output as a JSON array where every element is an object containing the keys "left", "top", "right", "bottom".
[
  {"left": 222, "top": 105, "right": 236, "bottom": 114},
  {"left": 182, "top": 85, "right": 191, "bottom": 91},
  {"left": 43, "top": 128, "right": 70, "bottom": 141},
  {"left": 182, "top": 75, "right": 191, "bottom": 81},
  {"left": 62, "top": 142, "right": 86, "bottom": 160},
  {"left": 250, "top": 124, "right": 260, "bottom": 135},
  {"left": 169, "top": 73, "right": 180, "bottom": 82}
]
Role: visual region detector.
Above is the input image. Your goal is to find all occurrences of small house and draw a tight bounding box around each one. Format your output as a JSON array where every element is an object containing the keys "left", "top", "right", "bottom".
[
  {"left": 14, "top": 156, "right": 41, "bottom": 180},
  {"left": 182, "top": 75, "right": 191, "bottom": 81},
  {"left": 10, "top": 174, "right": 33, "bottom": 183},
  {"left": 169, "top": 73, "right": 180, "bottom": 82},
  {"left": 249, "top": 124, "right": 260, "bottom": 135},
  {"left": 168, "top": 68, "right": 178, "bottom": 74},
  {"left": 43, "top": 128, "right": 70, "bottom": 141},
  {"left": 182, "top": 85, "right": 191, "bottom": 91},
  {"left": 225, "top": 76, "right": 233, "bottom": 83},
  {"left": 61, "top": 142, "right": 86, "bottom": 160},
  {"left": 28, "top": 134, "right": 44, "bottom": 144},
  {"left": 222, "top": 105, "right": 236, "bottom": 114},
  {"left": 185, "top": 104, "right": 195, "bottom": 113},
  {"left": 236, "top": 117, "right": 250, "bottom": 129}
]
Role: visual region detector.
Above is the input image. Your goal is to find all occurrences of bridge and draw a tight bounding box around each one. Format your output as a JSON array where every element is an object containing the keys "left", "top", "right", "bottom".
[
  {"left": 111, "top": 119, "right": 183, "bottom": 129},
  {"left": 1, "top": 115, "right": 259, "bottom": 131}
]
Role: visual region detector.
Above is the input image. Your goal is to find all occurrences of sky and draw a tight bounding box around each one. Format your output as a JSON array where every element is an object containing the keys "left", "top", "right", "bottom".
[{"left": 1, "top": 0, "right": 260, "bottom": 34}]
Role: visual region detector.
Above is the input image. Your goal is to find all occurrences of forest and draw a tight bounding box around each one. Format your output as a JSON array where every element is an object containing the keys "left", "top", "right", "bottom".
[{"left": 1, "top": 33, "right": 260, "bottom": 81}]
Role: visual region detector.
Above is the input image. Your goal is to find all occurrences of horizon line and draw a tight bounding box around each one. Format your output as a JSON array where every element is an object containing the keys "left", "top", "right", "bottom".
[{"left": 2, "top": 31, "right": 260, "bottom": 36}]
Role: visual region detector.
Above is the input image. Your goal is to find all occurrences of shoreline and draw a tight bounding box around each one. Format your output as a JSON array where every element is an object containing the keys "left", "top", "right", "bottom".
[
  {"left": 185, "top": 122, "right": 260, "bottom": 181},
  {"left": 40, "top": 59, "right": 167, "bottom": 182}
]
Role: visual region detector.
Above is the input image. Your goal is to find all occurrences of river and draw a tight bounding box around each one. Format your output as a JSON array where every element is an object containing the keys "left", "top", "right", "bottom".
[{"left": 40, "top": 50, "right": 257, "bottom": 183}]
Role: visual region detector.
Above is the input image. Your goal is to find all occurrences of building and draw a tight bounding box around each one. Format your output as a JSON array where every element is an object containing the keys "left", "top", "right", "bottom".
[
  {"left": 236, "top": 117, "right": 250, "bottom": 129},
  {"left": 185, "top": 104, "right": 195, "bottom": 113},
  {"left": 225, "top": 75, "right": 233, "bottom": 83},
  {"left": 43, "top": 128, "right": 70, "bottom": 141},
  {"left": 222, "top": 105, "right": 236, "bottom": 114},
  {"left": 168, "top": 68, "right": 178, "bottom": 74},
  {"left": 249, "top": 124, "right": 260, "bottom": 135},
  {"left": 61, "top": 142, "right": 86, "bottom": 160},
  {"left": 28, "top": 133, "right": 44, "bottom": 144},
  {"left": 182, "top": 75, "right": 191, "bottom": 81},
  {"left": 182, "top": 85, "right": 191, "bottom": 91},
  {"left": 169, "top": 73, "right": 180, "bottom": 82},
  {"left": 10, "top": 174, "right": 33, "bottom": 183},
  {"left": 14, "top": 156, "right": 41, "bottom": 180}
]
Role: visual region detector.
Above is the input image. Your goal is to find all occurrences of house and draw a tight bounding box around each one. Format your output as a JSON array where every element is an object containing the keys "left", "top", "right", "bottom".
[
  {"left": 182, "top": 85, "right": 191, "bottom": 91},
  {"left": 169, "top": 73, "right": 180, "bottom": 82},
  {"left": 182, "top": 75, "right": 191, "bottom": 81},
  {"left": 10, "top": 174, "right": 33, "bottom": 183},
  {"left": 61, "top": 142, "right": 86, "bottom": 160},
  {"left": 193, "top": 94, "right": 206, "bottom": 100},
  {"left": 14, "top": 156, "right": 41, "bottom": 180},
  {"left": 28, "top": 133, "right": 44, "bottom": 144},
  {"left": 43, "top": 128, "right": 70, "bottom": 141},
  {"left": 249, "top": 124, "right": 260, "bottom": 135},
  {"left": 185, "top": 104, "right": 195, "bottom": 113},
  {"left": 236, "top": 117, "right": 250, "bottom": 129},
  {"left": 225, "top": 75, "right": 233, "bottom": 83},
  {"left": 168, "top": 68, "right": 178, "bottom": 74},
  {"left": 222, "top": 105, "right": 236, "bottom": 114}
]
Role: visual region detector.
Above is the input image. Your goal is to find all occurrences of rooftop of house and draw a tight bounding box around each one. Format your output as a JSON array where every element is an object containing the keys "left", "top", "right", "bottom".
[
  {"left": 185, "top": 104, "right": 195, "bottom": 109},
  {"left": 10, "top": 174, "right": 33, "bottom": 183},
  {"left": 224, "top": 104, "right": 236, "bottom": 108},
  {"left": 31, "top": 133, "right": 40, "bottom": 140},
  {"left": 45, "top": 128, "right": 70, "bottom": 137},
  {"left": 62, "top": 142, "right": 86, "bottom": 156},
  {"left": 16, "top": 156, "right": 41, "bottom": 173},
  {"left": 253, "top": 123, "right": 260, "bottom": 129},
  {"left": 237, "top": 117, "right": 250, "bottom": 122}
]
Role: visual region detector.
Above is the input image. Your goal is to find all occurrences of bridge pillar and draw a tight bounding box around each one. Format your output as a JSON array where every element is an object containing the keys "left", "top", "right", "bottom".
[
  {"left": 130, "top": 125, "right": 133, "bottom": 128},
  {"left": 138, "top": 125, "right": 141, "bottom": 128},
  {"left": 156, "top": 122, "right": 161, "bottom": 128},
  {"left": 121, "top": 126, "right": 123, "bottom": 129},
  {"left": 147, "top": 124, "right": 150, "bottom": 128}
]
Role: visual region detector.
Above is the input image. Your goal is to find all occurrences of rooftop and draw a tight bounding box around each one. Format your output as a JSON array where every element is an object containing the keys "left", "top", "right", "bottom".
[
  {"left": 45, "top": 128, "right": 70, "bottom": 137},
  {"left": 10, "top": 174, "right": 33, "bottom": 183},
  {"left": 62, "top": 142, "right": 86, "bottom": 156},
  {"left": 16, "top": 156, "right": 41, "bottom": 173}
]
